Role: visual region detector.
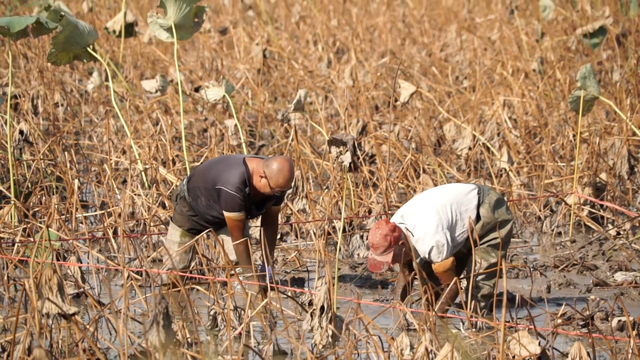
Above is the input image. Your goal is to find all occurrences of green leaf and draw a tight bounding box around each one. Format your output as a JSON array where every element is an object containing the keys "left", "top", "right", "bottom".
[
  {"left": 631, "top": 0, "right": 639, "bottom": 17},
  {"left": 0, "top": 15, "right": 59, "bottom": 41},
  {"left": 581, "top": 26, "right": 608, "bottom": 50},
  {"left": 539, "top": 0, "right": 555, "bottom": 20},
  {"left": 35, "top": 228, "right": 61, "bottom": 242},
  {"left": 43, "top": 2, "right": 74, "bottom": 24},
  {"left": 147, "top": 0, "right": 208, "bottom": 42},
  {"left": 46, "top": 13, "right": 99, "bottom": 66},
  {"left": 33, "top": 1, "right": 74, "bottom": 19},
  {"left": 26, "top": 228, "right": 62, "bottom": 262},
  {"left": 568, "top": 63, "right": 601, "bottom": 116},
  {"left": 576, "top": 18, "right": 611, "bottom": 51}
]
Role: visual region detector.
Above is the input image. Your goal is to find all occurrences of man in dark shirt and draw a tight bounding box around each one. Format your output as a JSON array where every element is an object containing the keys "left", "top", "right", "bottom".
[{"left": 161, "top": 154, "right": 295, "bottom": 295}]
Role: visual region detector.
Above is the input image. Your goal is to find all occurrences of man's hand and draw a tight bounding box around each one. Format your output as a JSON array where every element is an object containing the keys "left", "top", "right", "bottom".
[
  {"left": 431, "top": 257, "right": 460, "bottom": 314},
  {"left": 223, "top": 212, "right": 265, "bottom": 297},
  {"left": 431, "top": 257, "right": 457, "bottom": 285}
]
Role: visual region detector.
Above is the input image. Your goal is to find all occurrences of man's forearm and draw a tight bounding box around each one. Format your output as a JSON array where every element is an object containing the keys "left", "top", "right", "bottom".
[
  {"left": 262, "top": 223, "right": 278, "bottom": 265},
  {"left": 223, "top": 212, "right": 253, "bottom": 274},
  {"left": 261, "top": 207, "right": 281, "bottom": 266},
  {"left": 232, "top": 237, "right": 253, "bottom": 272}
]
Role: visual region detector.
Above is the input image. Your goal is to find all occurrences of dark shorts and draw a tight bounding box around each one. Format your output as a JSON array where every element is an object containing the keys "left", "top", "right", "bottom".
[{"left": 169, "top": 180, "right": 225, "bottom": 236}]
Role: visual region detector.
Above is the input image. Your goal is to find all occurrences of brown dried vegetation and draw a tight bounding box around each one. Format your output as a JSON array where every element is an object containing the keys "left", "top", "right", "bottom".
[{"left": 0, "top": 0, "right": 640, "bottom": 358}]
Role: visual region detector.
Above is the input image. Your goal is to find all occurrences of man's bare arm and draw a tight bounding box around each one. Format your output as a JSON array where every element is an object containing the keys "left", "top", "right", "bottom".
[
  {"left": 260, "top": 205, "right": 281, "bottom": 268},
  {"left": 223, "top": 211, "right": 252, "bottom": 273}
]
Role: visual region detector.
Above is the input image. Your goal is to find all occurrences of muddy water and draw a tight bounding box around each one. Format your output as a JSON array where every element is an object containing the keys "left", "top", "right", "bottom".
[
  {"left": 6, "top": 223, "right": 632, "bottom": 360},
  {"left": 63, "top": 254, "right": 639, "bottom": 360}
]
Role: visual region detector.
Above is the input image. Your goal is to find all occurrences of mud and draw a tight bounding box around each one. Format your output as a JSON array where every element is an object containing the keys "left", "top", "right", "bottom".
[{"left": 4, "top": 225, "right": 640, "bottom": 360}]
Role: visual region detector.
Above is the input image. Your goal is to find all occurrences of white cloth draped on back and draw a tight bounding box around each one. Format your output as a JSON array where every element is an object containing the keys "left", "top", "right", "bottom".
[{"left": 390, "top": 183, "right": 479, "bottom": 263}]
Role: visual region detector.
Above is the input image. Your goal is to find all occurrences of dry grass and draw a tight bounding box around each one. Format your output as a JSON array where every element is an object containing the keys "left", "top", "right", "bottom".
[{"left": 1, "top": 0, "right": 640, "bottom": 358}]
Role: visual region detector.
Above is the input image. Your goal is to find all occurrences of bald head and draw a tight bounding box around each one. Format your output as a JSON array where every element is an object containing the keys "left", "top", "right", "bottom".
[{"left": 262, "top": 156, "right": 295, "bottom": 190}]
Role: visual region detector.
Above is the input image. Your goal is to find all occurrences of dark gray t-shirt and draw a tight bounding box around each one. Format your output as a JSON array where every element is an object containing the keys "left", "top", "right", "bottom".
[{"left": 186, "top": 154, "right": 285, "bottom": 231}]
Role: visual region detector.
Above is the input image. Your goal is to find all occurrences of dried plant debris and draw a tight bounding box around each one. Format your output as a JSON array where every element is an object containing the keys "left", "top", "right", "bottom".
[
  {"left": 141, "top": 74, "right": 169, "bottom": 96},
  {"left": 5, "top": 0, "right": 640, "bottom": 358},
  {"left": 86, "top": 67, "right": 104, "bottom": 94},
  {"left": 278, "top": 89, "right": 308, "bottom": 123},
  {"left": 224, "top": 119, "right": 241, "bottom": 146},
  {"left": 302, "top": 276, "right": 341, "bottom": 352},
  {"left": 396, "top": 80, "right": 417, "bottom": 105},
  {"left": 37, "top": 265, "right": 80, "bottom": 319},
  {"left": 567, "top": 341, "right": 590, "bottom": 360},
  {"left": 288, "top": 89, "right": 308, "bottom": 113},
  {"left": 507, "top": 330, "right": 542, "bottom": 358},
  {"left": 104, "top": 8, "right": 138, "bottom": 38},
  {"left": 568, "top": 63, "right": 601, "bottom": 115},
  {"left": 12, "top": 121, "right": 34, "bottom": 152},
  {"left": 575, "top": 17, "right": 612, "bottom": 51},
  {"left": 194, "top": 79, "right": 235, "bottom": 103},
  {"left": 205, "top": 300, "right": 245, "bottom": 341},
  {"left": 63, "top": 255, "right": 87, "bottom": 296},
  {"left": 612, "top": 271, "right": 640, "bottom": 285},
  {"left": 443, "top": 121, "right": 473, "bottom": 157},
  {"left": 414, "top": 330, "right": 440, "bottom": 359},
  {"left": 497, "top": 146, "right": 514, "bottom": 172},
  {"left": 327, "top": 133, "right": 358, "bottom": 171},
  {"left": 395, "top": 330, "right": 413, "bottom": 360},
  {"left": 531, "top": 56, "right": 544, "bottom": 75},
  {"left": 29, "top": 346, "right": 53, "bottom": 360},
  {"left": 539, "top": 0, "right": 555, "bottom": 20},
  {"left": 0, "top": 327, "right": 32, "bottom": 359},
  {"left": 82, "top": 0, "right": 93, "bottom": 14},
  {"left": 435, "top": 342, "right": 461, "bottom": 360}
]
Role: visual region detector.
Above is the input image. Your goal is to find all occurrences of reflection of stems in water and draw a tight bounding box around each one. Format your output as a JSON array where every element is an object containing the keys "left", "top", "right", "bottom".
[
  {"left": 86, "top": 47, "right": 149, "bottom": 189},
  {"left": 333, "top": 165, "right": 349, "bottom": 312},
  {"left": 6, "top": 40, "right": 16, "bottom": 226},
  {"left": 171, "top": 23, "right": 190, "bottom": 173},
  {"left": 569, "top": 90, "right": 585, "bottom": 238}
]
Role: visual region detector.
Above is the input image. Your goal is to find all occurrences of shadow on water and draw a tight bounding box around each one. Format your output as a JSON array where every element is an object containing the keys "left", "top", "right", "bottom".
[{"left": 336, "top": 273, "right": 394, "bottom": 290}]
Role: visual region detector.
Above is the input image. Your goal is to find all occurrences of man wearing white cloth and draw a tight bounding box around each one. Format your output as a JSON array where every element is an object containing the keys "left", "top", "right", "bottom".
[{"left": 367, "top": 183, "right": 514, "bottom": 318}]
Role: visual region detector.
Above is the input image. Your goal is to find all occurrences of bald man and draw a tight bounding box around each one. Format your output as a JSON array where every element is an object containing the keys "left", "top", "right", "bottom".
[{"left": 161, "top": 154, "right": 294, "bottom": 293}]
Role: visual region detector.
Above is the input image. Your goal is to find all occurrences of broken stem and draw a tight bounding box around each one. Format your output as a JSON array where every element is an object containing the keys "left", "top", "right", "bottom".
[
  {"left": 224, "top": 93, "right": 248, "bottom": 155},
  {"left": 86, "top": 47, "right": 149, "bottom": 189},
  {"left": 569, "top": 90, "right": 585, "bottom": 238},
  {"left": 333, "top": 164, "right": 349, "bottom": 312},
  {"left": 171, "top": 23, "right": 190, "bottom": 173},
  {"left": 598, "top": 95, "right": 640, "bottom": 138},
  {"left": 5, "top": 40, "right": 16, "bottom": 226},
  {"left": 119, "top": 0, "right": 126, "bottom": 65}
]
